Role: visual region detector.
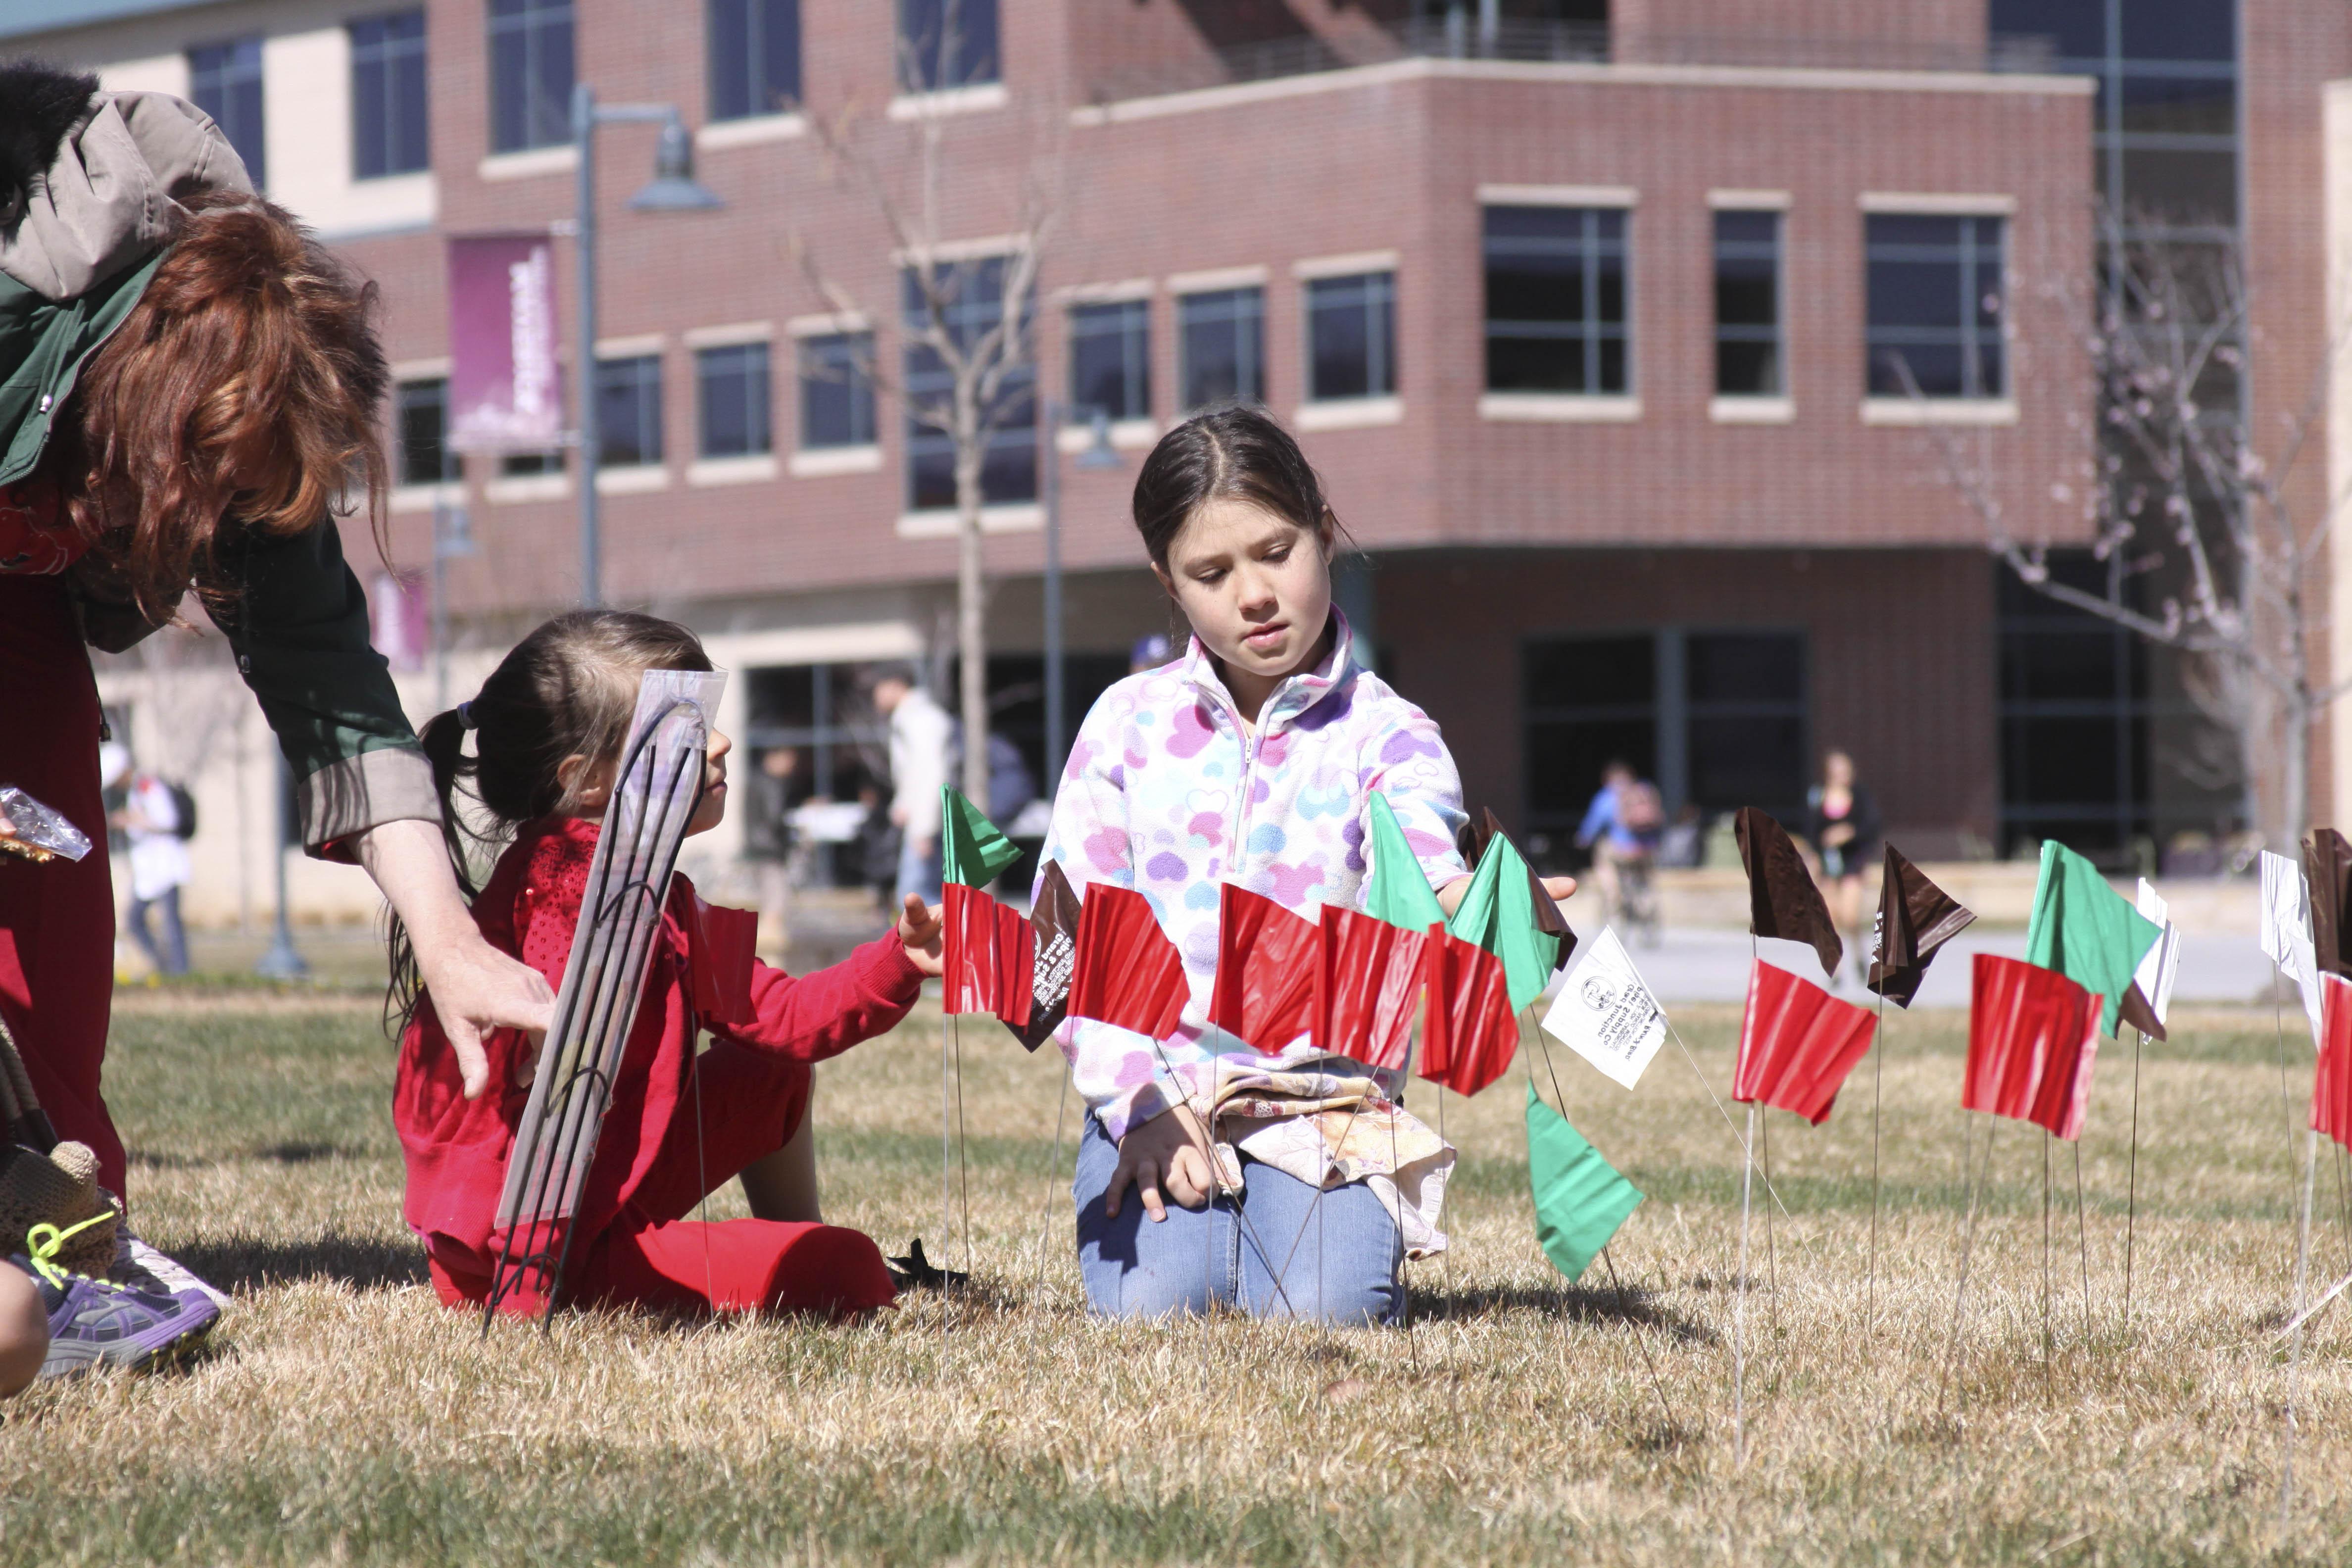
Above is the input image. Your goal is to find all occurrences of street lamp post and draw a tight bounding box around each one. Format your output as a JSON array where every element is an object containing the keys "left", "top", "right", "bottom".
[
  {"left": 253, "top": 750, "right": 308, "bottom": 980},
  {"left": 571, "top": 85, "right": 723, "bottom": 608},
  {"left": 1040, "top": 404, "right": 1122, "bottom": 785}
]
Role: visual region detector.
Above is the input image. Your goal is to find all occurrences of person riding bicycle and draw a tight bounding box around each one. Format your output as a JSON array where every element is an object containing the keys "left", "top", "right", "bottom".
[{"left": 1575, "top": 761, "right": 1666, "bottom": 936}]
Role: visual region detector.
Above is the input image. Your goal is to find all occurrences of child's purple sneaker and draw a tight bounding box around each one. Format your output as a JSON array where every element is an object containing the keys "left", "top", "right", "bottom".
[{"left": 13, "top": 1220, "right": 220, "bottom": 1380}]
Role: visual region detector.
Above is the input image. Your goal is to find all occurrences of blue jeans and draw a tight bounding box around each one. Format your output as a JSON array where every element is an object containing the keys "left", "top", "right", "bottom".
[
  {"left": 127, "top": 885, "right": 188, "bottom": 977},
  {"left": 895, "top": 833, "right": 942, "bottom": 907},
  {"left": 1073, "top": 1114, "right": 1404, "bottom": 1326}
]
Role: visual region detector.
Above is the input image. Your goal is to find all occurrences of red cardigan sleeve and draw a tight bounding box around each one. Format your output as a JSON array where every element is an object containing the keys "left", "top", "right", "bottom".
[{"left": 707, "top": 933, "right": 925, "bottom": 1062}]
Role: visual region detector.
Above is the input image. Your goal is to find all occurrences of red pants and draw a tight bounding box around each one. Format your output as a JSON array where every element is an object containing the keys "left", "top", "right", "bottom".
[
  {"left": 0, "top": 577, "right": 123, "bottom": 1195},
  {"left": 431, "top": 1043, "right": 897, "bottom": 1319}
]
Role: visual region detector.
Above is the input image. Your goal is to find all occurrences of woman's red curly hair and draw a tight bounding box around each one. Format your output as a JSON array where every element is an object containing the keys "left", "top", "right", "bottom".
[{"left": 62, "top": 189, "right": 390, "bottom": 620}]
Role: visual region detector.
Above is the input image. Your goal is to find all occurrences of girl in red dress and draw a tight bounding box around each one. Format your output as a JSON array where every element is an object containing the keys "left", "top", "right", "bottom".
[{"left": 393, "top": 610, "right": 942, "bottom": 1318}]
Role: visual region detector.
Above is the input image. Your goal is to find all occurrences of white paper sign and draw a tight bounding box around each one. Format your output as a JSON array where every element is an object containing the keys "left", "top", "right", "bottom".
[
  {"left": 2133, "top": 878, "right": 2182, "bottom": 1029},
  {"left": 2259, "top": 850, "right": 2325, "bottom": 1044},
  {"left": 1540, "top": 926, "right": 1667, "bottom": 1090}
]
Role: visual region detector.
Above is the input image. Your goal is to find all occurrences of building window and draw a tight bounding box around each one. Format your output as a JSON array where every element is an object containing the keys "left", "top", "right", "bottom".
[
  {"left": 1067, "top": 299, "right": 1148, "bottom": 424},
  {"left": 501, "top": 451, "right": 558, "bottom": 476},
  {"left": 798, "top": 332, "right": 876, "bottom": 449},
  {"left": 1483, "top": 205, "right": 1629, "bottom": 396},
  {"left": 1523, "top": 629, "right": 1807, "bottom": 848},
  {"left": 897, "top": 0, "right": 1000, "bottom": 92},
  {"left": 396, "top": 379, "right": 457, "bottom": 485},
  {"left": 1866, "top": 214, "right": 2006, "bottom": 399},
  {"left": 709, "top": 0, "right": 801, "bottom": 120},
  {"left": 1304, "top": 271, "right": 1396, "bottom": 403},
  {"left": 595, "top": 356, "right": 664, "bottom": 467},
  {"left": 1713, "top": 211, "right": 1781, "bottom": 397},
  {"left": 1996, "top": 555, "right": 2156, "bottom": 858},
  {"left": 904, "top": 258, "right": 1035, "bottom": 509},
  {"left": 697, "top": 343, "right": 773, "bottom": 458},
  {"left": 1178, "top": 287, "right": 1264, "bottom": 411},
  {"left": 188, "top": 39, "right": 266, "bottom": 189},
  {"left": 350, "top": 11, "right": 429, "bottom": 178},
  {"left": 489, "top": 0, "right": 575, "bottom": 154}
]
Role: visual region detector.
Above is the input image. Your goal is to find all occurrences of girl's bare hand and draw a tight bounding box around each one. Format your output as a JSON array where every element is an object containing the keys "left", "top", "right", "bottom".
[
  {"left": 896, "top": 892, "right": 944, "bottom": 976},
  {"left": 1106, "top": 1102, "right": 1215, "bottom": 1221}
]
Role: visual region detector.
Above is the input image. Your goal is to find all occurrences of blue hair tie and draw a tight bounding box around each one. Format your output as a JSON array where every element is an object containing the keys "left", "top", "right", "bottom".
[{"left": 457, "top": 701, "right": 478, "bottom": 731}]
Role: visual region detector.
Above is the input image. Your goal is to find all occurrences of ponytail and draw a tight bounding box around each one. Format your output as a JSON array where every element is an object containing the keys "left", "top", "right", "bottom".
[{"left": 383, "top": 706, "right": 487, "bottom": 1036}]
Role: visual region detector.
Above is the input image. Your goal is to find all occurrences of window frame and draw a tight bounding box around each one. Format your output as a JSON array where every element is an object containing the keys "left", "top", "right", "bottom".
[
  {"left": 187, "top": 37, "right": 267, "bottom": 189},
  {"left": 797, "top": 331, "right": 878, "bottom": 451},
  {"left": 1066, "top": 297, "right": 1151, "bottom": 425},
  {"left": 1863, "top": 211, "right": 2008, "bottom": 401},
  {"left": 901, "top": 256, "right": 1036, "bottom": 511},
  {"left": 1481, "top": 203, "right": 1633, "bottom": 398},
  {"left": 593, "top": 354, "right": 665, "bottom": 469},
  {"left": 696, "top": 341, "right": 775, "bottom": 459},
  {"left": 394, "top": 377, "right": 458, "bottom": 487},
  {"left": 488, "top": 0, "right": 577, "bottom": 155},
  {"left": 708, "top": 0, "right": 803, "bottom": 122},
  {"left": 1302, "top": 270, "right": 1397, "bottom": 405},
  {"left": 895, "top": 0, "right": 1001, "bottom": 94},
  {"left": 1711, "top": 208, "right": 1783, "bottom": 399},
  {"left": 350, "top": 9, "right": 430, "bottom": 180},
  {"left": 1176, "top": 285, "right": 1266, "bottom": 412}
]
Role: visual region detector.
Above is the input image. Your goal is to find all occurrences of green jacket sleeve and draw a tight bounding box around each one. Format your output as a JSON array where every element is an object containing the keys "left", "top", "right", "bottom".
[{"left": 210, "top": 518, "right": 436, "bottom": 862}]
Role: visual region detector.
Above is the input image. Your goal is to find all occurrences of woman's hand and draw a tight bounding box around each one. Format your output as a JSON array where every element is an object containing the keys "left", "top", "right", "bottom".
[
  {"left": 1822, "top": 822, "right": 1855, "bottom": 848},
  {"left": 1435, "top": 873, "right": 1578, "bottom": 917},
  {"left": 1106, "top": 1102, "right": 1215, "bottom": 1221},
  {"left": 358, "top": 819, "right": 554, "bottom": 1097},
  {"left": 896, "top": 892, "right": 944, "bottom": 976}
]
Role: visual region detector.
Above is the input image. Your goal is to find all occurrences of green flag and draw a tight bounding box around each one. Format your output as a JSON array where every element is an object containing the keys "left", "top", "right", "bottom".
[
  {"left": 2023, "top": 840, "right": 2162, "bottom": 1037},
  {"left": 939, "top": 786, "right": 1021, "bottom": 888},
  {"left": 1447, "top": 830, "right": 1559, "bottom": 1012},
  {"left": 1525, "top": 1083, "right": 1643, "bottom": 1284},
  {"left": 1364, "top": 791, "right": 1445, "bottom": 932}
]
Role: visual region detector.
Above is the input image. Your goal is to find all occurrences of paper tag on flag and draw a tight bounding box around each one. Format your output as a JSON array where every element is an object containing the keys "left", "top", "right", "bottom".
[
  {"left": 2132, "top": 879, "right": 2181, "bottom": 1031},
  {"left": 1539, "top": 926, "right": 1666, "bottom": 1090},
  {"left": 2260, "top": 849, "right": 2325, "bottom": 1044}
]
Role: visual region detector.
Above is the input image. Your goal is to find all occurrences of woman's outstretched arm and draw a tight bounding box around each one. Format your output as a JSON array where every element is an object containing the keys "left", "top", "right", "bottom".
[{"left": 359, "top": 819, "right": 553, "bottom": 1097}]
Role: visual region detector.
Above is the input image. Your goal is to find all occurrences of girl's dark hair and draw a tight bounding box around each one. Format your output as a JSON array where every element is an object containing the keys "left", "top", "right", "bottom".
[
  {"left": 386, "top": 609, "right": 712, "bottom": 1031},
  {"left": 1130, "top": 404, "right": 1341, "bottom": 568}
]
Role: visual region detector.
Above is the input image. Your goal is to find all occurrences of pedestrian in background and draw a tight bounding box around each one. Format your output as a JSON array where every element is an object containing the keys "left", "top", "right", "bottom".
[
  {"left": 869, "top": 667, "right": 951, "bottom": 906},
  {"left": 1805, "top": 749, "right": 1882, "bottom": 981},
  {"left": 1575, "top": 759, "right": 1666, "bottom": 941},
  {"left": 116, "top": 770, "right": 191, "bottom": 979}
]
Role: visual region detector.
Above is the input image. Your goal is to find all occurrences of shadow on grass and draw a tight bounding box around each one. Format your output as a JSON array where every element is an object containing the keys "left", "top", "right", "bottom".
[
  {"left": 178, "top": 1232, "right": 430, "bottom": 1294},
  {"left": 1412, "top": 1280, "right": 1718, "bottom": 1345}
]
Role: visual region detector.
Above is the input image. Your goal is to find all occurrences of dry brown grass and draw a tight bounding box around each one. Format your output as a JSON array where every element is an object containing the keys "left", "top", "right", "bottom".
[{"left": 2, "top": 996, "right": 2348, "bottom": 1565}]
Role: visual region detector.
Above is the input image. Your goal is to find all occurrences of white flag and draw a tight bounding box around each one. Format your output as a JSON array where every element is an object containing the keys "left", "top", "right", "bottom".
[
  {"left": 2259, "top": 850, "right": 2325, "bottom": 1044},
  {"left": 2133, "top": 879, "right": 2182, "bottom": 1030},
  {"left": 1540, "top": 926, "right": 1667, "bottom": 1090}
]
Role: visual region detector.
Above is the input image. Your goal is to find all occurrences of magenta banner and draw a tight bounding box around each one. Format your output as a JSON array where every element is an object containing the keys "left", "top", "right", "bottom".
[{"left": 446, "top": 233, "right": 562, "bottom": 453}]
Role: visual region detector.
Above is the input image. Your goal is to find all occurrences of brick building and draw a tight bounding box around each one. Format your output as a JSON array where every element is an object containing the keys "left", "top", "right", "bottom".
[{"left": 1, "top": 0, "right": 2331, "bottom": 922}]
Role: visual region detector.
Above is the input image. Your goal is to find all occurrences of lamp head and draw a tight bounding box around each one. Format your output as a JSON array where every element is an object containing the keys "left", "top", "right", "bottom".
[{"left": 629, "top": 119, "right": 724, "bottom": 211}]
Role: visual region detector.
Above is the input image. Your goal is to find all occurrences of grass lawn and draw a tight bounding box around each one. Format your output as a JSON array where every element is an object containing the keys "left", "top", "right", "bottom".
[{"left": 3, "top": 993, "right": 2349, "bottom": 1565}]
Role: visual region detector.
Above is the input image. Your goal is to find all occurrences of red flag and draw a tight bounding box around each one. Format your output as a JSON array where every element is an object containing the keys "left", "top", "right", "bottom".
[
  {"left": 942, "top": 882, "right": 1034, "bottom": 1027},
  {"left": 1067, "top": 884, "right": 1189, "bottom": 1040},
  {"left": 1208, "top": 884, "right": 1319, "bottom": 1051},
  {"left": 686, "top": 896, "right": 759, "bottom": 1026},
  {"left": 2314, "top": 975, "right": 2352, "bottom": 1149},
  {"left": 1419, "top": 926, "right": 1519, "bottom": 1096},
  {"left": 1314, "top": 905, "right": 1427, "bottom": 1072},
  {"left": 1732, "top": 961, "right": 1878, "bottom": 1126},
  {"left": 1964, "top": 954, "right": 2102, "bottom": 1140}
]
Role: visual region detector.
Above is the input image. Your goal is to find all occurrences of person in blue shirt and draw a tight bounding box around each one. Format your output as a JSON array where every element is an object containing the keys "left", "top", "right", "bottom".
[{"left": 1575, "top": 760, "right": 1666, "bottom": 934}]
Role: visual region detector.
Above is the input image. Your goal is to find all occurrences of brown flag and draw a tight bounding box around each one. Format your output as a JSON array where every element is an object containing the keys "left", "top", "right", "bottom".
[
  {"left": 1008, "top": 860, "right": 1082, "bottom": 1052},
  {"left": 2306, "top": 829, "right": 2352, "bottom": 980},
  {"left": 1469, "top": 807, "right": 1578, "bottom": 969},
  {"left": 1866, "top": 843, "right": 1976, "bottom": 1009},
  {"left": 1734, "top": 806, "right": 1843, "bottom": 977}
]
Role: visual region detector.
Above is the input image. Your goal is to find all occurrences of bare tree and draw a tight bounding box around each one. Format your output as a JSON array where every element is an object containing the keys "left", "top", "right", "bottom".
[
  {"left": 788, "top": 2, "right": 1062, "bottom": 805},
  {"left": 1909, "top": 212, "right": 2349, "bottom": 848}
]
